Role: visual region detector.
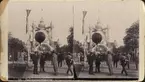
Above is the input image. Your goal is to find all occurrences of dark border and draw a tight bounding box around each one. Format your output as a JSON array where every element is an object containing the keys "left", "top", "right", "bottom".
[{"left": 8, "top": 78, "right": 138, "bottom": 80}]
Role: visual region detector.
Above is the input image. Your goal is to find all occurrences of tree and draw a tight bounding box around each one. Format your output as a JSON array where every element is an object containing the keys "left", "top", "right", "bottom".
[
  {"left": 116, "top": 46, "right": 125, "bottom": 53},
  {"left": 60, "top": 45, "right": 69, "bottom": 53},
  {"left": 8, "top": 33, "right": 26, "bottom": 61},
  {"left": 73, "top": 40, "right": 84, "bottom": 53},
  {"left": 123, "top": 20, "right": 139, "bottom": 53}
]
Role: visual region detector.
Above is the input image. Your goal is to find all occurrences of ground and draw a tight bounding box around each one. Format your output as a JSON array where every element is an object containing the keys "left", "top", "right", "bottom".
[
  {"left": 8, "top": 60, "right": 138, "bottom": 79},
  {"left": 8, "top": 61, "right": 73, "bottom": 79},
  {"left": 75, "top": 61, "right": 138, "bottom": 79}
]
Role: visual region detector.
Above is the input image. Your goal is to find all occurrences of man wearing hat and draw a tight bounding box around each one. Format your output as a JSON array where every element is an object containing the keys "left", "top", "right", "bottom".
[
  {"left": 40, "top": 52, "right": 46, "bottom": 72},
  {"left": 95, "top": 52, "right": 101, "bottom": 73},
  {"left": 87, "top": 51, "right": 95, "bottom": 75},
  {"left": 120, "top": 54, "right": 128, "bottom": 76},
  {"left": 65, "top": 53, "right": 73, "bottom": 75},
  {"left": 31, "top": 50, "right": 39, "bottom": 74}
]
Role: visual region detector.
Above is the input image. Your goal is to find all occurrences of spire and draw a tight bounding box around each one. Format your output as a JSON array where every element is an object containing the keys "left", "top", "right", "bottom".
[
  {"left": 40, "top": 8, "right": 43, "bottom": 21},
  {"left": 95, "top": 8, "right": 102, "bottom": 30},
  {"left": 38, "top": 17, "right": 45, "bottom": 29},
  {"left": 40, "top": 17, "right": 44, "bottom": 23}
]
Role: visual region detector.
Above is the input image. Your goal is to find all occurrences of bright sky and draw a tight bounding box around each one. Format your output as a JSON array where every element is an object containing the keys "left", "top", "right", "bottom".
[{"left": 8, "top": 0, "right": 139, "bottom": 46}]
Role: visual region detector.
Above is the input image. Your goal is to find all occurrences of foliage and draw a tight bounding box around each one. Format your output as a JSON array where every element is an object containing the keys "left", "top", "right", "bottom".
[
  {"left": 73, "top": 40, "right": 84, "bottom": 53},
  {"left": 60, "top": 45, "right": 69, "bottom": 53},
  {"left": 8, "top": 32, "right": 26, "bottom": 61},
  {"left": 116, "top": 46, "right": 125, "bottom": 53},
  {"left": 123, "top": 20, "right": 139, "bottom": 52}
]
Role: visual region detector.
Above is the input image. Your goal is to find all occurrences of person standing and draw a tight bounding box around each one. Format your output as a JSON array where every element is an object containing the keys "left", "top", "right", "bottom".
[
  {"left": 52, "top": 51, "right": 58, "bottom": 75},
  {"left": 95, "top": 53, "right": 101, "bottom": 73},
  {"left": 126, "top": 53, "right": 131, "bottom": 69},
  {"left": 32, "top": 51, "right": 39, "bottom": 74},
  {"left": 78, "top": 53, "right": 81, "bottom": 62},
  {"left": 106, "top": 51, "right": 113, "bottom": 75},
  {"left": 66, "top": 53, "right": 73, "bottom": 75},
  {"left": 80, "top": 52, "right": 85, "bottom": 62},
  {"left": 57, "top": 52, "right": 63, "bottom": 67},
  {"left": 113, "top": 53, "right": 120, "bottom": 68},
  {"left": 88, "top": 52, "right": 94, "bottom": 75},
  {"left": 40, "top": 53, "right": 46, "bottom": 72},
  {"left": 135, "top": 53, "right": 139, "bottom": 70},
  {"left": 80, "top": 52, "right": 85, "bottom": 71}
]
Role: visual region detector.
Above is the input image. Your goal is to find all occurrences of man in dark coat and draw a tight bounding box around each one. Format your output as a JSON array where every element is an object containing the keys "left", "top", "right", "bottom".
[
  {"left": 31, "top": 51, "right": 39, "bottom": 74},
  {"left": 135, "top": 54, "right": 139, "bottom": 70},
  {"left": 80, "top": 52, "right": 85, "bottom": 71},
  {"left": 87, "top": 52, "right": 95, "bottom": 75},
  {"left": 120, "top": 54, "right": 128, "bottom": 76},
  {"left": 113, "top": 53, "right": 120, "bottom": 68},
  {"left": 95, "top": 53, "right": 101, "bottom": 73},
  {"left": 80, "top": 52, "right": 85, "bottom": 62},
  {"left": 40, "top": 53, "right": 46, "bottom": 72},
  {"left": 57, "top": 52, "right": 64, "bottom": 67},
  {"left": 65, "top": 53, "right": 73, "bottom": 75}
]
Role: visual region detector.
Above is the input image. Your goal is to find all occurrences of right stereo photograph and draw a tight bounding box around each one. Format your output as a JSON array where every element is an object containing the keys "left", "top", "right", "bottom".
[{"left": 73, "top": 0, "right": 139, "bottom": 80}]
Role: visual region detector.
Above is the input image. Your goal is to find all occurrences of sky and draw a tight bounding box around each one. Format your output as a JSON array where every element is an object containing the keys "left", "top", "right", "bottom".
[{"left": 8, "top": 0, "right": 139, "bottom": 46}]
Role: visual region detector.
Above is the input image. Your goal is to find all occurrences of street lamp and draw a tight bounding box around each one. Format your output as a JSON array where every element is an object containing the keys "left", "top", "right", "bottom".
[
  {"left": 82, "top": 11, "right": 87, "bottom": 34},
  {"left": 26, "top": 9, "right": 31, "bottom": 66}
]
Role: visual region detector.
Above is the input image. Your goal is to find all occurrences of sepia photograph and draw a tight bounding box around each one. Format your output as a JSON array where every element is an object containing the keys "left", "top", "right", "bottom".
[
  {"left": 73, "top": 0, "right": 139, "bottom": 79},
  {"left": 4, "top": 0, "right": 143, "bottom": 81},
  {"left": 8, "top": 1, "right": 75, "bottom": 79}
]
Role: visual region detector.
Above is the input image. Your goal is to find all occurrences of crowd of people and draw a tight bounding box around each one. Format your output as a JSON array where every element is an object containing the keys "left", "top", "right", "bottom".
[
  {"left": 12, "top": 47, "right": 138, "bottom": 77},
  {"left": 30, "top": 50, "right": 74, "bottom": 76},
  {"left": 77, "top": 51, "right": 138, "bottom": 76}
]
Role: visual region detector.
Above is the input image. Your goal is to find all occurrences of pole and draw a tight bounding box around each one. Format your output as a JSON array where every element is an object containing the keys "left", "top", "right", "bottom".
[
  {"left": 89, "top": 27, "right": 91, "bottom": 50},
  {"left": 82, "top": 11, "right": 87, "bottom": 35},
  {"left": 82, "top": 11, "right": 87, "bottom": 63},
  {"left": 82, "top": 19, "right": 84, "bottom": 34},
  {"left": 73, "top": 5, "right": 74, "bottom": 28},
  {"left": 26, "top": 9, "right": 31, "bottom": 65},
  {"left": 26, "top": 16, "right": 28, "bottom": 34},
  {"left": 50, "top": 21, "right": 53, "bottom": 40},
  {"left": 26, "top": 9, "right": 31, "bottom": 34},
  {"left": 72, "top": 5, "right": 75, "bottom": 55}
]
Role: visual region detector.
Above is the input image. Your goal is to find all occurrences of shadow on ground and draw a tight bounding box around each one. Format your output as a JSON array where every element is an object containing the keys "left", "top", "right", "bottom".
[{"left": 8, "top": 63, "right": 27, "bottom": 78}]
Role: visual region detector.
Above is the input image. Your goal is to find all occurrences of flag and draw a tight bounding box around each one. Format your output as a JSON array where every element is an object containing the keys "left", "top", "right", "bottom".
[{"left": 26, "top": 9, "right": 31, "bottom": 33}]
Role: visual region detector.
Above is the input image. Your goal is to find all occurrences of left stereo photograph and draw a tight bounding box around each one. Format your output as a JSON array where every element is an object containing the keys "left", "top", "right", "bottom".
[{"left": 8, "top": 1, "right": 74, "bottom": 80}]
